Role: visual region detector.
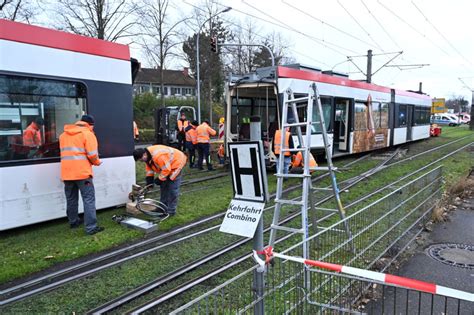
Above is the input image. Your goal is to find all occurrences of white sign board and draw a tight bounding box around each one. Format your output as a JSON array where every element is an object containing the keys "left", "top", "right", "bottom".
[
  {"left": 219, "top": 199, "right": 265, "bottom": 238},
  {"left": 228, "top": 141, "right": 268, "bottom": 202}
]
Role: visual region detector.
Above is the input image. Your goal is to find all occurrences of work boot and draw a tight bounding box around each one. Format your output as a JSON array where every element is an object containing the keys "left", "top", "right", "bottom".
[
  {"left": 70, "top": 218, "right": 83, "bottom": 229},
  {"left": 87, "top": 226, "right": 104, "bottom": 235}
]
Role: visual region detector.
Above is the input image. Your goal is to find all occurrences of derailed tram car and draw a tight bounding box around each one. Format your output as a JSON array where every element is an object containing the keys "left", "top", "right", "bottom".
[
  {"left": 0, "top": 19, "right": 139, "bottom": 230},
  {"left": 224, "top": 65, "right": 431, "bottom": 166}
]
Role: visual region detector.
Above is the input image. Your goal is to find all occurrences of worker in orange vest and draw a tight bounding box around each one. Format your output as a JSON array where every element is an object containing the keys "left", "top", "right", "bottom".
[
  {"left": 273, "top": 127, "right": 294, "bottom": 174},
  {"left": 23, "top": 117, "right": 44, "bottom": 147},
  {"left": 217, "top": 143, "right": 225, "bottom": 165},
  {"left": 196, "top": 120, "right": 216, "bottom": 171},
  {"left": 177, "top": 112, "right": 189, "bottom": 152},
  {"left": 291, "top": 150, "right": 318, "bottom": 173},
  {"left": 184, "top": 120, "right": 198, "bottom": 168},
  {"left": 133, "top": 120, "right": 139, "bottom": 143},
  {"left": 133, "top": 145, "right": 187, "bottom": 216},
  {"left": 59, "top": 115, "right": 104, "bottom": 235}
]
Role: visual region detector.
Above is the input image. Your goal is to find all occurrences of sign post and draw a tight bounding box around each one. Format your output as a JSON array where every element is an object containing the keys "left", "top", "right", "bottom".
[{"left": 220, "top": 116, "right": 268, "bottom": 315}]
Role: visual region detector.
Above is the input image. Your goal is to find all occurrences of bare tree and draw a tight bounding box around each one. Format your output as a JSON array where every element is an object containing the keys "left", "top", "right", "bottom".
[
  {"left": 0, "top": 0, "right": 37, "bottom": 22},
  {"left": 53, "top": 0, "right": 138, "bottom": 41},
  {"left": 137, "top": 0, "right": 188, "bottom": 106}
]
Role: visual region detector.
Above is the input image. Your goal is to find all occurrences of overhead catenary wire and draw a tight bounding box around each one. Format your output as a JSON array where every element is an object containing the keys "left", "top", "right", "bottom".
[
  {"left": 360, "top": 0, "right": 403, "bottom": 51},
  {"left": 183, "top": 0, "right": 332, "bottom": 68},
  {"left": 337, "top": 0, "right": 385, "bottom": 52},
  {"left": 376, "top": 0, "right": 451, "bottom": 56},
  {"left": 281, "top": 0, "right": 377, "bottom": 49},
  {"left": 410, "top": 0, "right": 474, "bottom": 70},
  {"left": 240, "top": 0, "right": 361, "bottom": 57}
]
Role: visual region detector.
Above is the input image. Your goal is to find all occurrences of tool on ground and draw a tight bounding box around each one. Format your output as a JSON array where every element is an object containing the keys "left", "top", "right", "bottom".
[{"left": 115, "top": 184, "right": 169, "bottom": 233}]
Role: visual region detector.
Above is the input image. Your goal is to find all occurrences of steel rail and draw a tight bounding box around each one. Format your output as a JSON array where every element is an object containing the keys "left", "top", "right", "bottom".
[
  {"left": 122, "top": 141, "right": 473, "bottom": 314},
  {"left": 101, "top": 148, "right": 426, "bottom": 313},
  {"left": 0, "top": 154, "right": 369, "bottom": 304},
  {"left": 2, "top": 137, "right": 470, "bottom": 306}
]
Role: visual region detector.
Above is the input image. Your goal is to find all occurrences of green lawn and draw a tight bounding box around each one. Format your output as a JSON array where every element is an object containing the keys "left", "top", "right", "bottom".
[{"left": 0, "top": 126, "right": 472, "bottom": 286}]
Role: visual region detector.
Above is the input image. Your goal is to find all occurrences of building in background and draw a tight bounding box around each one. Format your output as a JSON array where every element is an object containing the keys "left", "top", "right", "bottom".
[{"left": 133, "top": 67, "right": 196, "bottom": 98}]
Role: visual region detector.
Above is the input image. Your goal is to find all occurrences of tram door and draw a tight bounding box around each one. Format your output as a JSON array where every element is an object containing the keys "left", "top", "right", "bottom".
[
  {"left": 406, "top": 105, "right": 414, "bottom": 141},
  {"left": 334, "top": 98, "right": 350, "bottom": 152}
]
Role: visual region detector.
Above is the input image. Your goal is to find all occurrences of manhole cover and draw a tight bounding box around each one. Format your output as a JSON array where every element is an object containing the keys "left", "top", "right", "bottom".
[{"left": 426, "top": 243, "right": 474, "bottom": 269}]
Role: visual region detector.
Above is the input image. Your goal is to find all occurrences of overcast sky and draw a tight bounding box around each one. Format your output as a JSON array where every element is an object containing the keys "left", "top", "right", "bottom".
[{"left": 138, "top": 0, "right": 473, "bottom": 104}]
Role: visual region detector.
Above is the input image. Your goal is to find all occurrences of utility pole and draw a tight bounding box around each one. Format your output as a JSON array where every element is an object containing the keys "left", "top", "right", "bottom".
[
  {"left": 366, "top": 49, "right": 373, "bottom": 83},
  {"left": 458, "top": 77, "right": 474, "bottom": 131}
]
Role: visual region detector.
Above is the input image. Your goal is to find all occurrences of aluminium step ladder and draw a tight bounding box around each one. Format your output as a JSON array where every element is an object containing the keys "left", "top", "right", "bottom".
[{"left": 268, "top": 83, "right": 353, "bottom": 260}]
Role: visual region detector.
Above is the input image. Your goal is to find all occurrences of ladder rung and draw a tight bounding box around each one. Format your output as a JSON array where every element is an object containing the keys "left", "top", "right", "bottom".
[
  {"left": 283, "top": 122, "right": 309, "bottom": 128},
  {"left": 311, "top": 166, "right": 338, "bottom": 171},
  {"left": 280, "top": 147, "right": 306, "bottom": 152},
  {"left": 275, "top": 199, "right": 304, "bottom": 206},
  {"left": 275, "top": 173, "right": 310, "bottom": 178},
  {"left": 271, "top": 224, "right": 305, "bottom": 234},
  {"left": 285, "top": 96, "right": 310, "bottom": 103},
  {"left": 314, "top": 207, "right": 339, "bottom": 212}
]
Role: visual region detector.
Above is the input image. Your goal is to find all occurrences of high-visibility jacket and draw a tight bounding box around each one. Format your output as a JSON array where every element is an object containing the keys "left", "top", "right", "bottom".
[
  {"left": 23, "top": 122, "right": 42, "bottom": 147},
  {"left": 177, "top": 119, "right": 189, "bottom": 133},
  {"left": 274, "top": 129, "right": 291, "bottom": 156},
  {"left": 217, "top": 144, "right": 225, "bottom": 158},
  {"left": 196, "top": 123, "right": 216, "bottom": 143},
  {"left": 185, "top": 126, "right": 198, "bottom": 144},
  {"left": 145, "top": 145, "right": 187, "bottom": 181},
  {"left": 59, "top": 121, "right": 101, "bottom": 180},
  {"left": 292, "top": 151, "right": 318, "bottom": 170},
  {"left": 133, "top": 121, "right": 139, "bottom": 138}
]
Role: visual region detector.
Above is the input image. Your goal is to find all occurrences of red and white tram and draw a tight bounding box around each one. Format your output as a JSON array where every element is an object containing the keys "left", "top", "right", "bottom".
[
  {"left": 0, "top": 19, "right": 138, "bottom": 230},
  {"left": 224, "top": 65, "right": 431, "bottom": 164}
]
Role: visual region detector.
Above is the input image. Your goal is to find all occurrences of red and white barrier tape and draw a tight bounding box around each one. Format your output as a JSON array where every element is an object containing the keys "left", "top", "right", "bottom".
[{"left": 253, "top": 246, "right": 473, "bottom": 302}]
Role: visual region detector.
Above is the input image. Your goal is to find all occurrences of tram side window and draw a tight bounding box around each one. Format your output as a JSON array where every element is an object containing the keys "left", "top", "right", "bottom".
[
  {"left": 414, "top": 106, "right": 430, "bottom": 125},
  {"left": 0, "top": 75, "right": 87, "bottom": 162},
  {"left": 380, "top": 103, "right": 389, "bottom": 128},
  {"left": 397, "top": 104, "right": 407, "bottom": 127},
  {"left": 371, "top": 102, "right": 381, "bottom": 128},
  {"left": 354, "top": 103, "right": 368, "bottom": 130},
  {"left": 311, "top": 97, "right": 332, "bottom": 133}
]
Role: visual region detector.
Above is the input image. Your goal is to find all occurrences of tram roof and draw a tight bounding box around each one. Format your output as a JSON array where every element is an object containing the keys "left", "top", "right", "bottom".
[{"left": 0, "top": 19, "right": 130, "bottom": 61}]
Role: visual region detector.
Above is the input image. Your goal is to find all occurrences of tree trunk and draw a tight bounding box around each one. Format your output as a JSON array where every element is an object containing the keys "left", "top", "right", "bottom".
[{"left": 160, "top": 65, "right": 165, "bottom": 107}]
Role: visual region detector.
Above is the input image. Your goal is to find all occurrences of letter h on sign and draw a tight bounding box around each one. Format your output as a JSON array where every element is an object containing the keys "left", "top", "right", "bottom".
[{"left": 229, "top": 142, "right": 266, "bottom": 202}]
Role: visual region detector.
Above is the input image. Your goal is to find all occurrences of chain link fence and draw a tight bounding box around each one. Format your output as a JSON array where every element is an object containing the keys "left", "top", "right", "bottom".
[{"left": 171, "top": 166, "right": 472, "bottom": 314}]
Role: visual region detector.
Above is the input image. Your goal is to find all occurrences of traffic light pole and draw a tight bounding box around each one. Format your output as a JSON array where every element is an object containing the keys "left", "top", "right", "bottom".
[{"left": 195, "top": 7, "right": 232, "bottom": 124}]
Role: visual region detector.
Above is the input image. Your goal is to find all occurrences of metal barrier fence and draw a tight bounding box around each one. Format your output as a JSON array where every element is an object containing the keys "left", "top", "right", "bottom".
[{"left": 171, "top": 166, "right": 471, "bottom": 314}]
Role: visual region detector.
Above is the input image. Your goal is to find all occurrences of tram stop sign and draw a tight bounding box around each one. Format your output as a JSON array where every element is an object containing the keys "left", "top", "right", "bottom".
[{"left": 220, "top": 141, "right": 269, "bottom": 238}]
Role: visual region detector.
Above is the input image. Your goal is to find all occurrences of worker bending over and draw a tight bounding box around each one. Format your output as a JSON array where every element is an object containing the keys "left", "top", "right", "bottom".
[
  {"left": 184, "top": 120, "right": 198, "bottom": 168},
  {"left": 133, "top": 145, "right": 187, "bottom": 216},
  {"left": 59, "top": 115, "right": 103, "bottom": 235},
  {"left": 273, "top": 127, "right": 294, "bottom": 174},
  {"left": 196, "top": 120, "right": 216, "bottom": 171}
]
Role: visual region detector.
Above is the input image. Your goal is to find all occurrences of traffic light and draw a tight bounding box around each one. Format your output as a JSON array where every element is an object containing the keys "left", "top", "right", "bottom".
[{"left": 210, "top": 36, "right": 218, "bottom": 53}]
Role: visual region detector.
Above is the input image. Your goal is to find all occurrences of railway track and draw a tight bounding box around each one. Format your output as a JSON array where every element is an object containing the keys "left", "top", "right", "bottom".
[
  {"left": 94, "top": 139, "right": 473, "bottom": 314},
  {"left": 0, "top": 154, "right": 370, "bottom": 306},
  {"left": 1, "top": 136, "right": 472, "bottom": 310}
]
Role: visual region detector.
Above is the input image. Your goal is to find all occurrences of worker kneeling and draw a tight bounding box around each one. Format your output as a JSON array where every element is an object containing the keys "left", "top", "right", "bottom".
[
  {"left": 290, "top": 151, "right": 318, "bottom": 174},
  {"left": 133, "top": 145, "right": 187, "bottom": 216}
]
